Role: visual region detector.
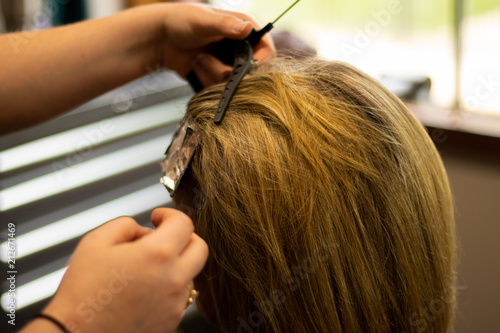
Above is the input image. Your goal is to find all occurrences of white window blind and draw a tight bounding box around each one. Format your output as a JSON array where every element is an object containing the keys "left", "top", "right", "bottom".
[{"left": 0, "top": 70, "right": 192, "bottom": 331}]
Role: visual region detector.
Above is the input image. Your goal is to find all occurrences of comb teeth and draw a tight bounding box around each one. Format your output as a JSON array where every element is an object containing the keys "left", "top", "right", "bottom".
[{"left": 214, "top": 40, "right": 255, "bottom": 124}]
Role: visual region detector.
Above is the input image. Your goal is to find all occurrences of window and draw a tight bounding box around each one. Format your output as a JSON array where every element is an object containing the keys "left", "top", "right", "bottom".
[
  {"left": 214, "top": 0, "right": 500, "bottom": 120},
  {"left": 460, "top": 0, "right": 500, "bottom": 116}
]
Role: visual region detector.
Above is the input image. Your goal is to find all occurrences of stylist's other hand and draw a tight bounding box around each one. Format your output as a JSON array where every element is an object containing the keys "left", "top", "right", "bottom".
[
  {"left": 159, "top": 3, "right": 276, "bottom": 86},
  {"left": 41, "top": 209, "right": 208, "bottom": 333}
]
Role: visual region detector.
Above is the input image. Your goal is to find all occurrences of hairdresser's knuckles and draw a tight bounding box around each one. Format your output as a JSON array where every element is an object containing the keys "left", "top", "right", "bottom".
[
  {"left": 151, "top": 208, "right": 193, "bottom": 229},
  {"left": 80, "top": 217, "right": 128, "bottom": 247},
  {"left": 101, "top": 216, "right": 152, "bottom": 244}
]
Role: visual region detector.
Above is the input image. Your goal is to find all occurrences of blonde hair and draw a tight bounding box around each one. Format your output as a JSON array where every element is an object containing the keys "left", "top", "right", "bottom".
[{"left": 175, "top": 58, "right": 456, "bottom": 332}]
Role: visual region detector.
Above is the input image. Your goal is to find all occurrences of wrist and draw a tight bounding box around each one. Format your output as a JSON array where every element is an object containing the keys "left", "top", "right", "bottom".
[
  {"left": 41, "top": 300, "right": 88, "bottom": 333},
  {"left": 119, "top": 4, "right": 171, "bottom": 71}
]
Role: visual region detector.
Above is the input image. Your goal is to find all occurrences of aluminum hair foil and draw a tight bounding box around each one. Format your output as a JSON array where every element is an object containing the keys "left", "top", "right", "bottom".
[{"left": 160, "top": 114, "right": 200, "bottom": 196}]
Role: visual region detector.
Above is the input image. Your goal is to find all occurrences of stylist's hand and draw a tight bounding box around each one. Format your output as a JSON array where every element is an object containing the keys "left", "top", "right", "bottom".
[
  {"left": 40, "top": 209, "right": 208, "bottom": 333},
  {"left": 159, "top": 3, "right": 276, "bottom": 86}
]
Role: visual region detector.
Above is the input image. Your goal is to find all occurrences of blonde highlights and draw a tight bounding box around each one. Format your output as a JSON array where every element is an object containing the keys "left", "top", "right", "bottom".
[{"left": 175, "top": 58, "right": 456, "bottom": 332}]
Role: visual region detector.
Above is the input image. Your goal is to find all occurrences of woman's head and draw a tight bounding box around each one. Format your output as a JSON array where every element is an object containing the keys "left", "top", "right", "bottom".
[{"left": 174, "top": 58, "right": 456, "bottom": 332}]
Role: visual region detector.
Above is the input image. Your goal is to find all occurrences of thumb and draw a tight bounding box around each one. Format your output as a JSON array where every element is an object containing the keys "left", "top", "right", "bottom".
[{"left": 197, "top": 10, "right": 253, "bottom": 40}]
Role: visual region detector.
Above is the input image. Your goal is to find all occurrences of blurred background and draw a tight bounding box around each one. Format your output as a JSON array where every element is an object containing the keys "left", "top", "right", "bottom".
[{"left": 0, "top": 0, "right": 499, "bottom": 332}]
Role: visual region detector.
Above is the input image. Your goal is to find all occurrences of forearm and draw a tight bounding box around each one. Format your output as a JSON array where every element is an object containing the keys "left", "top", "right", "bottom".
[
  {"left": 0, "top": 3, "right": 276, "bottom": 135},
  {"left": 0, "top": 5, "right": 164, "bottom": 134}
]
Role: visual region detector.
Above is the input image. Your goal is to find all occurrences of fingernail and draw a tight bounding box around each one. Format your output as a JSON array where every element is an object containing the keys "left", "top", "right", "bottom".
[{"left": 233, "top": 21, "right": 250, "bottom": 33}]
